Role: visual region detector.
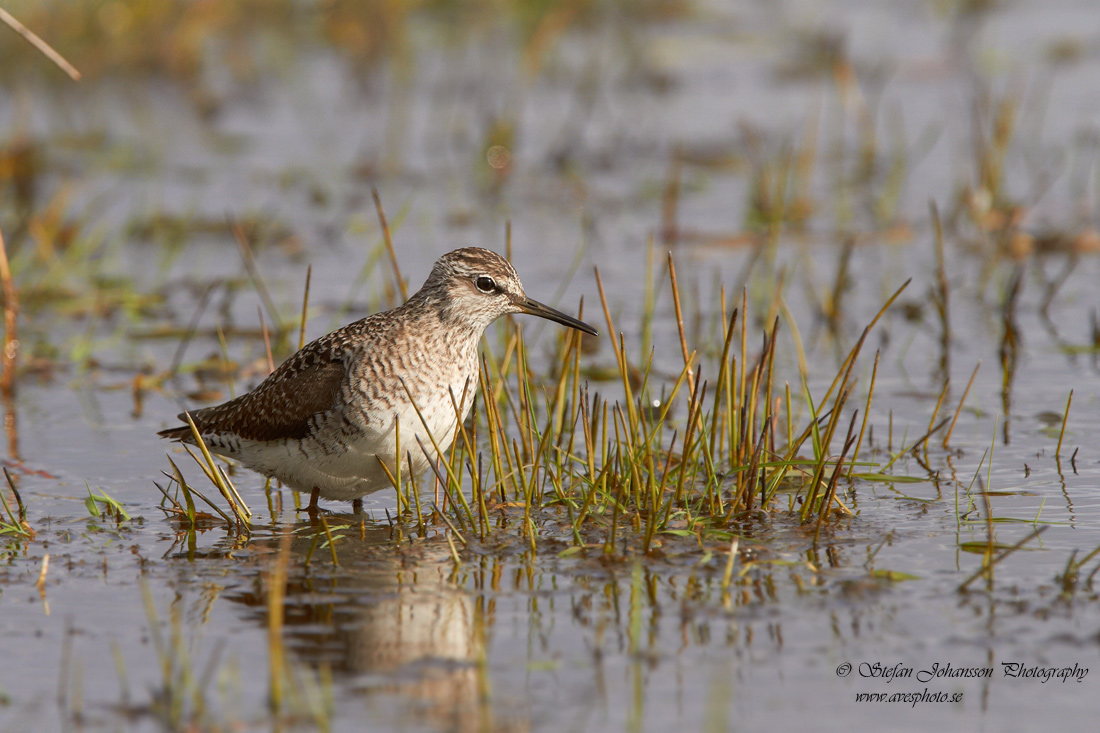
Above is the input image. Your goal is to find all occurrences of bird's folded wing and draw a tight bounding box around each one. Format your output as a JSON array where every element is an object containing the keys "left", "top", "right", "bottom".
[{"left": 173, "top": 359, "right": 347, "bottom": 442}]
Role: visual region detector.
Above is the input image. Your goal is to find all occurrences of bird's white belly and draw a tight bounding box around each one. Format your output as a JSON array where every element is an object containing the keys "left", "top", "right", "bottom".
[{"left": 233, "top": 376, "right": 472, "bottom": 501}]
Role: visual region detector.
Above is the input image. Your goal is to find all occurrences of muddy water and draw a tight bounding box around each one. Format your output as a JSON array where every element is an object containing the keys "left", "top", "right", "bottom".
[{"left": 3, "top": 1, "right": 1100, "bottom": 730}]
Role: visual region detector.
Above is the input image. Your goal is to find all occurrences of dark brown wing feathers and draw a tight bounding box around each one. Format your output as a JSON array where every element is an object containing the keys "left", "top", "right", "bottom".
[{"left": 158, "top": 347, "right": 348, "bottom": 443}]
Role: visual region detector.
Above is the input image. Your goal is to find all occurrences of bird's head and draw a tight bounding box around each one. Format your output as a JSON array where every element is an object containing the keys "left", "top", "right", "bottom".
[{"left": 419, "top": 247, "right": 599, "bottom": 337}]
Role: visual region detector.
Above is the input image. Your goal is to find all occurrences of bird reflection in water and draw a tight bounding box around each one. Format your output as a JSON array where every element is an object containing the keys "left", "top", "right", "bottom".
[{"left": 224, "top": 522, "right": 504, "bottom": 732}]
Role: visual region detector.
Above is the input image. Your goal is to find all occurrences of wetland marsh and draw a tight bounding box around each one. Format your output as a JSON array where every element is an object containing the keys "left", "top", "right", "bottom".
[{"left": 2, "top": 1, "right": 1100, "bottom": 730}]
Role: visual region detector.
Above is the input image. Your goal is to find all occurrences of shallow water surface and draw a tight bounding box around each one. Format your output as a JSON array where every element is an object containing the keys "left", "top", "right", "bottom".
[{"left": 3, "top": 0, "right": 1100, "bottom": 730}]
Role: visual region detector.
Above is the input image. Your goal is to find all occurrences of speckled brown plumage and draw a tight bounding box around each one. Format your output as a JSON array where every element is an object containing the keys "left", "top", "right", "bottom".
[{"left": 158, "top": 247, "right": 598, "bottom": 512}]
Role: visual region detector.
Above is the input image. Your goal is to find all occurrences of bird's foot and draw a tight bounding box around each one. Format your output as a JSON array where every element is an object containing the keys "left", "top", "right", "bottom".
[{"left": 351, "top": 498, "right": 363, "bottom": 513}]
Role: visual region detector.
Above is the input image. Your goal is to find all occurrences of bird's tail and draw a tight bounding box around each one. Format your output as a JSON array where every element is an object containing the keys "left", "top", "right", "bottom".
[{"left": 157, "top": 425, "right": 195, "bottom": 442}]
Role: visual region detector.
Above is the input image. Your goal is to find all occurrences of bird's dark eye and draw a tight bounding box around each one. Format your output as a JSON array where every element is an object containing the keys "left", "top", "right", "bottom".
[{"left": 475, "top": 275, "right": 497, "bottom": 294}]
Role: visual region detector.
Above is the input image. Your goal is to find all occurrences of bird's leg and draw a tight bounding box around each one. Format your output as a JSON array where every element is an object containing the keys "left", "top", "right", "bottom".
[
  {"left": 307, "top": 487, "right": 320, "bottom": 515},
  {"left": 352, "top": 498, "right": 363, "bottom": 513}
]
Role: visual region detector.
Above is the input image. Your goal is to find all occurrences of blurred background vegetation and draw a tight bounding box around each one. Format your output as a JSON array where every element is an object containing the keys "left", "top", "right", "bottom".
[{"left": 0, "top": 0, "right": 686, "bottom": 85}]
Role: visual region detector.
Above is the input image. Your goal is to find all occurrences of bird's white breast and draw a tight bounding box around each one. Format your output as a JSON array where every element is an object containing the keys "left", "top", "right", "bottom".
[{"left": 234, "top": 361, "right": 478, "bottom": 501}]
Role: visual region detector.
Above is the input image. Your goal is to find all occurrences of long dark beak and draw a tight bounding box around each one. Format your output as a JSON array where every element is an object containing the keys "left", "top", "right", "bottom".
[{"left": 519, "top": 298, "right": 599, "bottom": 336}]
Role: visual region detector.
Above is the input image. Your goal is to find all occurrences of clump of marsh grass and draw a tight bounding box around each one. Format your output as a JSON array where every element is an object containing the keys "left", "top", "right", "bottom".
[
  {"left": 156, "top": 418, "right": 253, "bottom": 559},
  {"left": 1058, "top": 543, "right": 1100, "bottom": 598},
  {"left": 157, "top": 452, "right": 250, "bottom": 553},
  {"left": 376, "top": 252, "right": 914, "bottom": 557},
  {"left": 1, "top": 467, "right": 34, "bottom": 550},
  {"left": 84, "top": 485, "right": 131, "bottom": 522}
]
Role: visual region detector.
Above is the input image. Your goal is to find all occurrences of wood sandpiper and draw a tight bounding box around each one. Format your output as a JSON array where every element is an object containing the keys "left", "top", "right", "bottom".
[{"left": 158, "top": 247, "right": 598, "bottom": 513}]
